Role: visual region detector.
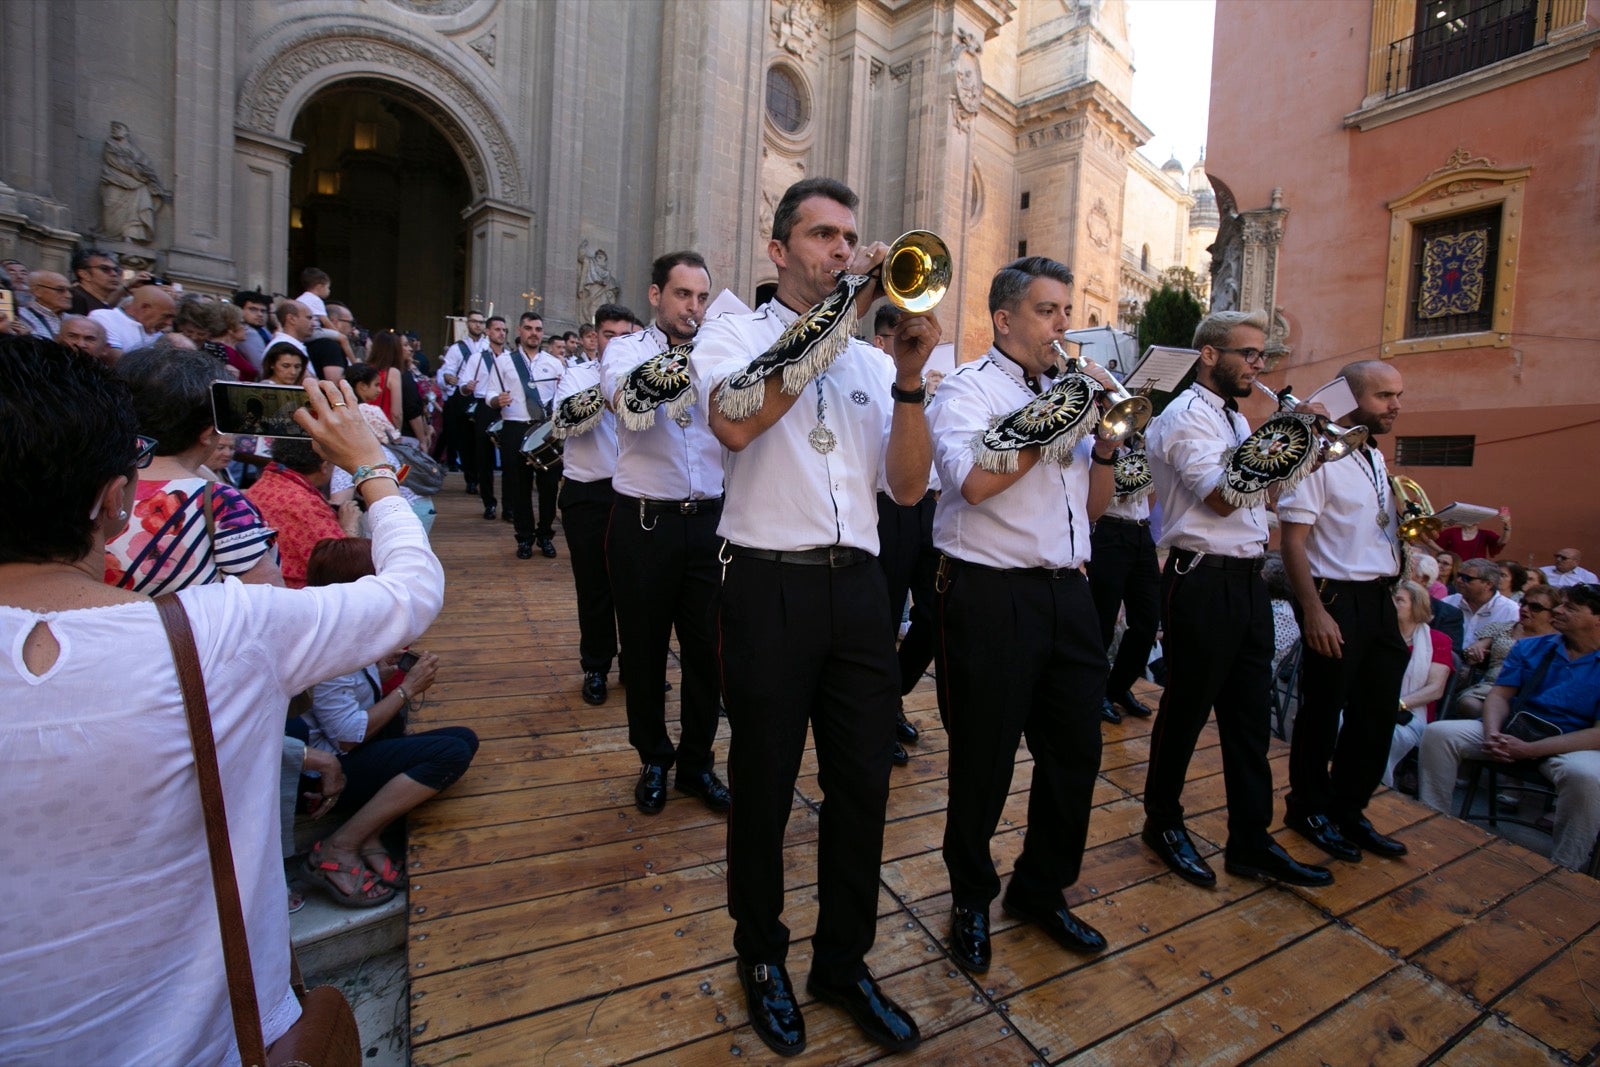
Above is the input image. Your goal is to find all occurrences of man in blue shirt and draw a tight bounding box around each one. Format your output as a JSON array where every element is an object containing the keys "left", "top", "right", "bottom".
[{"left": 1419, "top": 583, "right": 1600, "bottom": 869}]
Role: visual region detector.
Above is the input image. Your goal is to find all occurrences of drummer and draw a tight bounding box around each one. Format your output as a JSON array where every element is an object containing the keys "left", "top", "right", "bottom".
[{"left": 1140, "top": 310, "right": 1334, "bottom": 890}]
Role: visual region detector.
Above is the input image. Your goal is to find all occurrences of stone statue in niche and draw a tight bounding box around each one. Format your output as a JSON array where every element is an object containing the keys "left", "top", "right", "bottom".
[
  {"left": 576, "top": 238, "right": 620, "bottom": 325},
  {"left": 99, "top": 121, "right": 168, "bottom": 244}
]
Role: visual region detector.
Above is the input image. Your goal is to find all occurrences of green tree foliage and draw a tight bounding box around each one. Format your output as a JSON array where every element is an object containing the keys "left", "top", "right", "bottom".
[{"left": 1137, "top": 284, "right": 1205, "bottom": 414}]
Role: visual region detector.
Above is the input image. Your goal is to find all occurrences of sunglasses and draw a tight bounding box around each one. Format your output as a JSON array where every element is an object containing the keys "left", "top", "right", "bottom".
[
  {"left": 133, "top": 434, "right": 157, "bottom": 469},
  {"left": 1521, "top": 602, "right": 1551, "bottom": 613}
]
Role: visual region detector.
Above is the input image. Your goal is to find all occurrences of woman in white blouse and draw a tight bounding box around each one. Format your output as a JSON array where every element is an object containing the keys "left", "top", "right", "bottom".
[{"left": 0, "top": 335, "right": 443, "bottom": 1066}]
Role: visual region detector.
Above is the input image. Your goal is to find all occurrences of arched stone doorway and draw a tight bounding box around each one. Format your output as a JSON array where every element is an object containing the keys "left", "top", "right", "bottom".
[{"left": 288, "top": 83, "right": 470, "bottom": 354}]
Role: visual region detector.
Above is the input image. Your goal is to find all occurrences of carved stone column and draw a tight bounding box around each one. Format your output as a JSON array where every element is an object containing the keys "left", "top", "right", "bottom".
[
  {"left": 231, "top": 128, "right": 300, "bottom": 292},
  {"left": 464, "top": 198, "right": 534, "bottom": 324},
  {"left": 1239, "top": 188, "right": 1291, "bottom": 361},
  {"left": 167, "top": 0, "right": 239, "bottom": 292}
]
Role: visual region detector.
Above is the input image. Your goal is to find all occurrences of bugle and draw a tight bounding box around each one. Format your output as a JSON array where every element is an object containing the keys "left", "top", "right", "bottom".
[
  {"left": 1049, "top": 340, "right": 1153, "bottom": 444},
  {"left": 1388, "top": 475, "right": 1441, "bottom": 544},
  {"left": 878, "top": 230, "right": 952, "bottom": 314}
]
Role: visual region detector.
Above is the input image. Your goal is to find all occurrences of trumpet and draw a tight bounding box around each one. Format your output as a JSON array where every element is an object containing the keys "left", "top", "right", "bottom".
[
  {"left": 1389, "top": 475, "right": 1441, "bottom": 544},
  {"left": 1253, "top": 381, "right": 1367, "bottom": 463},
  {"left": 878, "top": 230, "right": 951, "bottom": 314},
  {"left": 1049, "top": 341, "right": 1153, "bottom": 444}
]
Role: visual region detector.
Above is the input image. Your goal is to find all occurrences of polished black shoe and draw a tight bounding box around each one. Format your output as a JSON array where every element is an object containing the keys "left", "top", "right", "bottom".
[
  {"left": 895, "top": 709, "right": 919, "bottom": 745},
  {"left": 737, "top": 960, "right": 805, "bottom": 1057},
  {"left": 1001, "top": 891, "right": 1107, "bottom": 955},
  {"left": 538, "top": 537, "right": 557, "bottom": 558},
  {"left": 1285, "top": 813, "right": 1361, "bottom": 862},
  {"left": 1113, "top": 690, "right": 1155, "bottom": 718},
  {"left": 948, "top": 905, "right": 991, "bottom": 973},
  {"left": 516, "top": 541, "right": 534, "bottom": 560},
  {"left": 581, "top": 670, "right": 607, "bottom": 706},
  {"left": 1142, "top": 823, "right": 1217, "bottom": 888},
  {"left": 464, "top": 483, "right": 478, "bottom": 495},
  {"left": 806, "top": 971, "right": 921, "bottom": 1053},
  {"left": 482, "top": 504, "right": 497, "bottom": 520},
  {"left": 1338, "top": 815, "right": 1409, "bottom": 858},
  {"left": 1099, "top": 698, "right": 1122, "bottom": 725},
  {"left": 1225, "top": 841, "right": 1335, "bottom": 887},
  {"left": 675, "top": 769, "right": 731, "bottom": 813},
  {"left": 890, "top": 741, "right": 909, "bottom": 766},
  {"left": 634, "top": 764, "right": 667, "bottom": 814}
]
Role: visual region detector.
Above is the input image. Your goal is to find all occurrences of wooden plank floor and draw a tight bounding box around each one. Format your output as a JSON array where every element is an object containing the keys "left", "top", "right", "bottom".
[{"left": 404, "top": 484, "right": 1600, "bottom": 1065}]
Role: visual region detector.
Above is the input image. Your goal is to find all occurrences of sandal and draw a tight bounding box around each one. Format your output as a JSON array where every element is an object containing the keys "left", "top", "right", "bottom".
[
  {"left": 304, "top": 841, "right": 395, "bottom": 908},
  {"left": 362, "top": 847, "right": 407, "bottom": 889}
]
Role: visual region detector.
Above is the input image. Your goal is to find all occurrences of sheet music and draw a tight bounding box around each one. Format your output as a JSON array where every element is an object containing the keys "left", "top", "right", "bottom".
[
  {"left": 1125, "top": 346, "right": 1200, "bottom": 393},
  {"left": 1302, "top": 377, "right": 1359, "bottom": 421}
]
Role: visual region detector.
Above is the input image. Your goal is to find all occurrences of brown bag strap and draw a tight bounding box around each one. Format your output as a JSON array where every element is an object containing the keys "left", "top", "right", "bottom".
[{"left": 155, "top": 594, "right": 269, "bottom": 1067}]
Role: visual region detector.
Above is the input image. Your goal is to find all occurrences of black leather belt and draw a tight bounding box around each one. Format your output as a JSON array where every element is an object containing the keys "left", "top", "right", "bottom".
[
  {"left": 943, "top": 555, "right": 1083, "bottom": 580},
  {"left": 1168, "top": 547, "right": 1265, "bottom": 574},
  {"left": 1316, "top": 575, "right": 1400, "bottom": 589},
  {"left": 1096, "top": 515, "right": 1150, "bottom": 528},
  {"left": 622, "top": 494, "right": 724, "bottom": 516},
  {"left": 731, "top": 545, "right": 872, "bottom": 568}
]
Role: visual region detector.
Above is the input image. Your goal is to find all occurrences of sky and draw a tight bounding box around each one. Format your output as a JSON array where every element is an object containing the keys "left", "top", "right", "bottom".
[{"left": 1126, "top": 0, "right": 1217, "bottom": 169}]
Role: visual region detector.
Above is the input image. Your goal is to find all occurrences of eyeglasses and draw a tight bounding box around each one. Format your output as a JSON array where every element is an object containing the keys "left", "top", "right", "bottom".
[
  {"left": 1215, "top": 346, "right": 1267, "bottom": 366},
  {"left": 133, "top": 434, "right": 158, "bottom": 469},
  {"left": 1521, "top": 602, "right": 1551, "bottom": 613},
  {"left": 91, "top": 264, "right": 120, "bottom": 274},
  {"left": 1554, "top": 554, "right": 1575, "bottom": 561}
]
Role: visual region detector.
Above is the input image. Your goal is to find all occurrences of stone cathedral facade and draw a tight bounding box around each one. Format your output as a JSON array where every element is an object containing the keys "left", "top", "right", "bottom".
[{"left": 0, "top": 0, "right": 1203, "bottom": 357}]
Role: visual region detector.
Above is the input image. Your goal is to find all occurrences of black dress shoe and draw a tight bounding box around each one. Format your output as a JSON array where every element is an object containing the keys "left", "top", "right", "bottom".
[
  {"left": 895, "top": 709, "right": 919, "bottom": 745},
  {"left": 949, "top": 905, "right": 991, "bottom": 973},
  {"left": 516, "top": 541, "right": 534, "bottom": 560},
  {"left": 1100, "top": 698, "right": 1122, "bottom": 725},
  {"left": 539, "top": 537, "right": 557, "bottom": 558},
  {"left": 737, "top": 960, "right": 805, "bottom": 1057},
  {"left": 581, "top": 670, "right": 607, "bottom": 706},
  {"left": 890, "top": 741, "right": 909, "bottom": 766},
  {"left": 806, "top": 971, "right": 921, "bottom": 1053},
  {"left": 1113, "top": 690, "right": 1155, "bottom": 718},
  {"left": 1286, "top": 813, "right": 1361, "bottom": 862},
  {"left": 634, "top": 764, "right": 667, "bottom": 814},
  {"left": 482, "top": 504, "right": 496, "bottom": 520},
  {"left": 1338, "top": 815, "right": 1409, "bottom": 858},
  {"left": 1142, "top": 823, "right": 1217, "bottom": 888},
  {"left": 464, "top": 483, "right": 478, "bottom": 495},
  {"left": 675, "top": 769, "right": 731, "bottom": 813},
  {"left": 1001, "top": 891, "right": 1107, "bottom": 954},
  {"left": 1225, "top": 840, "right": 1335, "bottom": 887},
  {"left": 501, "top": 508, "right": 513, "bottom": 523}
]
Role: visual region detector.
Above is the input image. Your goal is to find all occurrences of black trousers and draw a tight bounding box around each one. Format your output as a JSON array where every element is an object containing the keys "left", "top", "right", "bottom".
[
  {"left": 470, "top": 405, "right": 499, "bottom": 508},
  {"left": 534, "top": 463, "right": 561, "bottom": 540},
  {"left": 1288, "top": 579, "right": 1408, "bottom": 823},
  {"left": 936, "top": 562, "right": 1105, "bottom": 909},
  {"left": 1088, "top": 518, "right": 1161, "bottom": 699},
  {"left": 719, "top": 554, "right": 897, "bottom": 982},
  {"left": 874, "top": 491, "right": 939, "bottom": 696},
  {"left": 499, "top": 421, "right": 535, "bottom": 539},
  {"left": 1142, "top": 558, "right": 1276, "bottom": 852},
  {"left": 559, "top": 477, "right": 617, "bottom": 674},
  {"left": 606, "top": 496, "right": 721, "bottom": 774},
  {"left": 441, "top": 391, "right": 471, "bottom": 472}
]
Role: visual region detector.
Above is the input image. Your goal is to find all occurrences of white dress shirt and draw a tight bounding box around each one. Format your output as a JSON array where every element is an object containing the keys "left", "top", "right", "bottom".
[
  {"left": 604, "top": 325, "right": 724, "bottom": 501},
  {"left": 1100, "top": 491, "right": 1152, "bottom": 523},
  {"left": 295, "top": 290, "right": 328, "bottom": 323},
  {"left": 266, "top": 330, "right": 308, "bottom": 357},
  {"left": 527, "top": 350, "right": 565, "bottom": 407},
  {"left": 1146, "top": 383, "right": 1269, "bottom": 558},
  {"left": 1543, "top": 564, "right": 1598, "bottom": 588},
  {"left": 1276, "top": 442, "right": 1403, "bottom": 581},
  {"left": 1442, "top": 590, "right": 1522, "bottom": 644},
  {"left": 690, "top": 300, "right": 896, "bottom": 552},
  {"left": 929, "top": 347, "right": 1095, "bottom": 570},
  {"left": 437, "top": 335, "right": 488, "bottom": 398},
  {"left": 457, "top": 344, "right": 509, "bottom": 401},
  {"left": 89, "top": 306, "right": 159, "bottom": 352},
  {"left": 552, "top": 360, "right": 618, "bottom": 483},
  {"left": 492, "top": 348, "right": 544, "bottom": 422}
]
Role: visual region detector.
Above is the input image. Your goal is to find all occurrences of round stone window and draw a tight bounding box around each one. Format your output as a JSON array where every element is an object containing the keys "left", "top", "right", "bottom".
[{"left": 765, "top": 66, "right": 808, "bottom": 135}]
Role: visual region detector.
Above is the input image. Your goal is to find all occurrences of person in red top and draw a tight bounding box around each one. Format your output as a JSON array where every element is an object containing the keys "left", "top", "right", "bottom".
[
  {"left": 246, "top": 438, "right": 356, "bottom": 588},
  {"left": 1430, "top": 508, "right": 1512, "bottom": 561}
]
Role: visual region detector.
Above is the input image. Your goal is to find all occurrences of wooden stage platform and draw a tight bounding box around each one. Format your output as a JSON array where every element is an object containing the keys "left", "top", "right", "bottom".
[{"left": 403, "top": 486, "right": 1599, "bottom": 1065}]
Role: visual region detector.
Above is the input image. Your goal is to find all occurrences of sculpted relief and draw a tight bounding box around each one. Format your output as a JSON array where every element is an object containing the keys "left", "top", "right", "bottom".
[{"left": 99, "top": 121, "right": 168, "bottom": 244}]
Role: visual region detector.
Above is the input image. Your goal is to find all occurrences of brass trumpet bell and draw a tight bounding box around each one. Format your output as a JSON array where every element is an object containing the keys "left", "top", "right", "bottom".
[
  {"left": 1098, "top": 386, "right": 1154, "bottom": 444},
  {"left": 881, "top": 230, "right": 951, "bottom": 314},
  {"left": 1389, "top": 475, "right": 1441, "bottom": 543},
  {"left": 1320, "top": 423, "right": 1369, "bottom": 462}
]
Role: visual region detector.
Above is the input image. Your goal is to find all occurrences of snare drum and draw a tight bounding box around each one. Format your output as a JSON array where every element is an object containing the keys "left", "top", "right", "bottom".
[{"left": 520, "top": 420, "right": 564, "bottom": 471}]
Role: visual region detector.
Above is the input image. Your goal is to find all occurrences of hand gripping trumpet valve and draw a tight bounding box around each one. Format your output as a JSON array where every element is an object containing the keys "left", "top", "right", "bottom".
[
  {"left": 1047, "top": 340, "right": 1153, "bottom": 444},
  {"left": 1254, "top": 381, "right": 1368, "bottom": 463}
]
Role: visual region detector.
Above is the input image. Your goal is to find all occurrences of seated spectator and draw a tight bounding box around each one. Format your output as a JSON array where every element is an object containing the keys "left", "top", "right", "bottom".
[
  {"left": 1543, "top": 548, "right": 1598, "bottom": 588},
  {"left": 1384, "top": 580, "right": 1454, "bottom": 787},
  {"left": 1524, "top": 567, "right": 1547, "bottom": 594},
  {"left": 0, "top": 336, "right": 444, "bottom": 1062},
  {"left": 1498, "top": 560, "right": 1530, "bottom": 602},
  {"left": 346, "top": 362, "right": 401, "bottom": 444},
  {"left": 298, "top": 538, "right": 477, "bottom": 906},
  {"left": 1436, "top": 551, "right": 1461, "bottom": 591},
  {"left": 1443, "top": 557, "right": 1520, "bottom": 646},
  {"left": 246, "top": 438, "right": 358, "bottom": 588},
  {"left": 1263, "top": 553, "right": 1300, "bottom": 674},
  {"left": 1409, "top": 550, "right": 1448, "bottom": 601},
  {"left": 1453, "top": 586, "right": 1563, "bottom": 720},
  {"left": 104, "top": 344, "right": 283, "bottom": 593},
  {"left": 1419, "top": 583, "right": 1600, "bottom": 871},
  {"left": 263, "top": 341, "right": 307, "bottom": 385},
  {"left": 175, "top": 294, "right": 257, "bottom": 382}
]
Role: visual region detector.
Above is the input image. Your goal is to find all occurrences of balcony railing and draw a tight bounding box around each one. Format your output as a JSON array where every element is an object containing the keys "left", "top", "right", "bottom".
[{"left": 1382, "top": 0, "right": 1547, "bottom": 98}]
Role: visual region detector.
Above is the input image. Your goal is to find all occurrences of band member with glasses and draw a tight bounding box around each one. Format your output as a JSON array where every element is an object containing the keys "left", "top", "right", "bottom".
[
  {"left": 1277, "top": 360, "right": 1412, "bottom": 863},
  {"left": 1140, "top": 310, "right": 1333, "bottom": 890},
  {"left": 930, "top": 256, "right": 1119, "bottom": 976},
  {"left": 690, "top": 177, "right": 939, "bottom": 1057}
]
